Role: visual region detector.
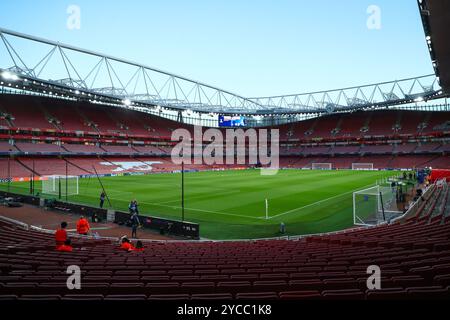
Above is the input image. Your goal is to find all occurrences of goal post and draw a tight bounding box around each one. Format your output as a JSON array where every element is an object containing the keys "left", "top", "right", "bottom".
[
  {"left": 41, "top": 175, "right": 79, "bottom": 197},
  {"left": 353, "top": 185, "right": 402, "bottom": 226},
  {"left": 352, "top": 163, "right": 374, "bottom": 170},
  {"left": 312, "top": 163, "right": 332, "bottom": 170}
]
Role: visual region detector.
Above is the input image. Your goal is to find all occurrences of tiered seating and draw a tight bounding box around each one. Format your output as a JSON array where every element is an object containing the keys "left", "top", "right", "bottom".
[
  {"left": 309, "top": 116, "right": 339, "bottom": 138},
  {"left": 422, "top": 112, "right": 450, "bottom": 133},
  {"left": 103, "top": 107, "right": 151, "bottom": 136},
  {"left": 359, "top": 155, "right": 392, "bottom": 168},
  {"left": 0, "top": 111, "right": 11, "bottom": 128},
  {"left": 0, "top": 182, "right": 449, "bottom": 300},
  {"left": 360, "top": 145, "right": 393, "bottom": 154},
  {"left": 62, "top": 144, "right": 105, "bottom": 154},
  {"left": 15, "top": 143, "right": 67, "bottom": 154},
  {"left": 398, "top": 111, "right": 425, "bottom": 135},
  {"left": 389, "top": 155, "right": 433, "bottom": 169},
  {"left": 302, "top": 146, "right": 331, "bottom": 155},
  {"left": 425, "top": 156, "right": 450, "bottom": 169},
  {"left": 278, "top": 121, "right": 312, "bottom": 140},
  {"left": 156, "top": 146, "right": 172, "bottom": 155},
  {"left": 338, "top": 112, "right": 368, "bottom": 137},
  {"left": 65, "top": 158, "right": 122, "bottom": 175},
  {"left": 132, "top": 145, "right": 167, "bottom": 154},
  {"left": 1, "top": 94, "right": 450, "bottom": 173},
  {"left": 436, "top": 144, "right": 450, "bottom": 153},
  {"left": 0, "top": 141, "right": 17, "bottom": 153},
  {"left": 395, "top": 144, "right": 417, "bottom": 154},
  {"left": 77, "top": 105, "right": 121, "bottom": 134},
  {"left": 0, "top": 95, "right": 51, "bottom": 129},
  {"left": 1, "top": 153, "right": 449, "bottom": 180},
  {"left": 280, "top": 146, "right": 303, "bottom": 155},
  {"left": 0, "top": 158, "right": 32, "bottom": 179},
  {"left": 100, "top": 145, "right": 138, "bottom": 155},
  {"left": 366, "top": 110, "right": 398, "bottom": 136},
  {"left": 332, "top": 145, "right": 360, "bottom": 155},
  {"left": 327, "top": 156, "right": 361, "bottom": 169},
  {"left": 42, "top": 100, "right": 92, "bottom": 132},
  {"left": 17, "top": 158, "right": 86, "bottom": 176},
  {"left": 415, "top": 143, "right": 441, "bottom": 153}
]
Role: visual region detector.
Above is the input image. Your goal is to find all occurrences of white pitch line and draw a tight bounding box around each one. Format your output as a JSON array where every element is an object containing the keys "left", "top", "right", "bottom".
[
  {"left": 154, "top": 189, "right": 239, "bottom": 205},
  {"left": 135, "top": 200, "right": 264, "bottom": 220},
  {"left": 77, "top": 193, "right": 263, "bottom": 221},
  {"left": 267, "top": 182, "right": 377, "bottom": 220}
]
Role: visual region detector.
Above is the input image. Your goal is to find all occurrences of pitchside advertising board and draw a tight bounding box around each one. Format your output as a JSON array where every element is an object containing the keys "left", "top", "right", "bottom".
[{"left": 218, "top": 115, "right": 246, "bottom": 127}]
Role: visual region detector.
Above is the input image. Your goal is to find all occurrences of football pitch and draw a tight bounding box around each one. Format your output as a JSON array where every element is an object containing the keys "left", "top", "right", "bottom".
[{"left": 2, "top": 169, "right": 402, "bottom": 239}]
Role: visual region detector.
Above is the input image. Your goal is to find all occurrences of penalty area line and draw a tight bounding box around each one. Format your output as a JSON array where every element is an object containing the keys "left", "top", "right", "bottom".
[{"left": 267, "top": 182, "right": 377, "bottom": 220}]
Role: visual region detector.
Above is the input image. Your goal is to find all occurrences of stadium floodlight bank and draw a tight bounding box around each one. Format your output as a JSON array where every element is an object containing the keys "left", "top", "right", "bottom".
[
  {"left": 41, "top": 175, "right": 79, "bottom": 196},
  {"left": 311, "top": 163, "right": 332, "bottom": 170},
  {"left": 352, "top": 163, "right": 374, "bottom": 170},
  {"left": 353, "top": 185, "right": 402, "bottom": 226}
]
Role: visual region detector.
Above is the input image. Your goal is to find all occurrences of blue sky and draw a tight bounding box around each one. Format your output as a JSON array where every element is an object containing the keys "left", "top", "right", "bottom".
[{"left": 0, "top": 0, "right": 434, "bottom": 97}]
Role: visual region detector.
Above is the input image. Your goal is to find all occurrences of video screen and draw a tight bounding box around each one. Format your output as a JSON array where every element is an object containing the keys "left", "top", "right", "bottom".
[{"left": 218, "top": 115, "right": 246, "bottom": 127}]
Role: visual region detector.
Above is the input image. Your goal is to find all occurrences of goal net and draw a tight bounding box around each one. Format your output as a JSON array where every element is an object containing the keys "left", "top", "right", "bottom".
[
  {"left": 42, "top": 175, "right": 79, "bottom": 196},
  {"left": 312, "top": 163, "right": 332, "bottom": 170},
  {"left": 352, "top": 163, "right": 374, "bottom": 170},
  {"left": 353, "top": 185, "right": 402, "bottom": 226}
]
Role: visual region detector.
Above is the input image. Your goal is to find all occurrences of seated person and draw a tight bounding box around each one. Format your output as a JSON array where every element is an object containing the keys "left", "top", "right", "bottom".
[
  {"left": 57, "top": 239, "right": 73, "bottom": 252},
  {"left": 91, "top": 213, "right": 100, "bottom": 223},
  {"left": 133, "top": 240, "right": 144, "bottom": 252},
  {"left": 55, "top": 222, "right": 68, "bottom": 247},
  {"left": 76, "top": 216, "right": 90, "bottom": 235},
  {"left": 119, "top": 237, "right": 135, "bottom": 251}
]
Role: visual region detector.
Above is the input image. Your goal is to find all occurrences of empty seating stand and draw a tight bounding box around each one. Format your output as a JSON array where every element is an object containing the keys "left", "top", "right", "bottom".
[
  {"left": 0, "top": 183, "right": 449, "bottom": 300},
  {"left": 1, "top": 94, "right": 450, "bottom": 171}
]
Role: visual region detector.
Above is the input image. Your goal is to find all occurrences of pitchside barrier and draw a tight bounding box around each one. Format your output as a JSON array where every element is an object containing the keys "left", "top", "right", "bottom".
[
  {"left": 114, "top": 211, "right": 199, "bottom": 239},
  {"left": 0, "top": 191, "right": 40, "bottom": 206},
  {"left": 46, "top": 203, "right": 199, "bottom": 239},
  {"left": 44, "top": 199, "right": 108, "bottom": 220},
  {"left": 0, "top": 190, "right": 200, "bottom": 240}
]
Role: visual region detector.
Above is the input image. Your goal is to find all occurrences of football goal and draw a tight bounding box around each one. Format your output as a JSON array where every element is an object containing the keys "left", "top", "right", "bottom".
[
  {"left": 312, "top": 163, "right": 332, "bottom": 170},
  {"left": 42, "top": 175, "right": 79, "bottom": 197},
  {"left": 353, "top": 185, "right": 402, "bottom": 226},
  {"left": 352, "top": 163, "right": 374, "bottom": 170}
]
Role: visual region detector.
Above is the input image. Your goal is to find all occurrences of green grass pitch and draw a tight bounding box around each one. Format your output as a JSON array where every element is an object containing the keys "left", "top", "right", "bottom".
[{"left": 2, "top": 169, "right": 400, "bottom": 240}]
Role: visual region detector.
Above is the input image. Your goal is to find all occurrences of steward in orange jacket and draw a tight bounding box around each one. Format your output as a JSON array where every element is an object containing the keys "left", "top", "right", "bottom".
[
  {"left": 55, "top": 222, "right": 68, "bottom": 246},
  {"left": 56, "top": 240, "right": 73, "bottom": 252},
  {"left": 119, "top": 237, "right": 135, "bottom": 251},
  {"left": 76, "top": 216, "right": 90, "bottom": 235}
]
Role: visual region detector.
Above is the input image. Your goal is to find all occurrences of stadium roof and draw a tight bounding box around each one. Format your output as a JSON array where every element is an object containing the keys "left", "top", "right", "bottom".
[
  {"left": 418, "top": 0, "right": 450, "bottom": 94},
  {"left": 0, "top": 5, "right": 447, "bottom": 116}
]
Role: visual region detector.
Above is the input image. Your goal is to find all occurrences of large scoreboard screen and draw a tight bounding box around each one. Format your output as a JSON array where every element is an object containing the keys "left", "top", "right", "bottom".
[{"left": 218, "top": 115, "right": 246, "bottom": 127}]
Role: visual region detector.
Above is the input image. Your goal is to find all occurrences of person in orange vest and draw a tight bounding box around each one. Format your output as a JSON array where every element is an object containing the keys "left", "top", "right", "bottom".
[
  {"left": 56, "top": 239, "right": 73, "bottom": 252},
  {"left": 55, "top": 222, "right": 68, "bottom": 247},
  {"left": 76, "top": 216, "right": 90, "bottom": 235},
  {"left": 119, "top": 237, "right": 135, "bottom": 251}
]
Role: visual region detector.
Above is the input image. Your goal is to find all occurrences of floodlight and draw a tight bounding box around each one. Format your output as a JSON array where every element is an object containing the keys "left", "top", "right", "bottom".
[{"left": 1, "top": 71, "right": 19, "bottom": 81}]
